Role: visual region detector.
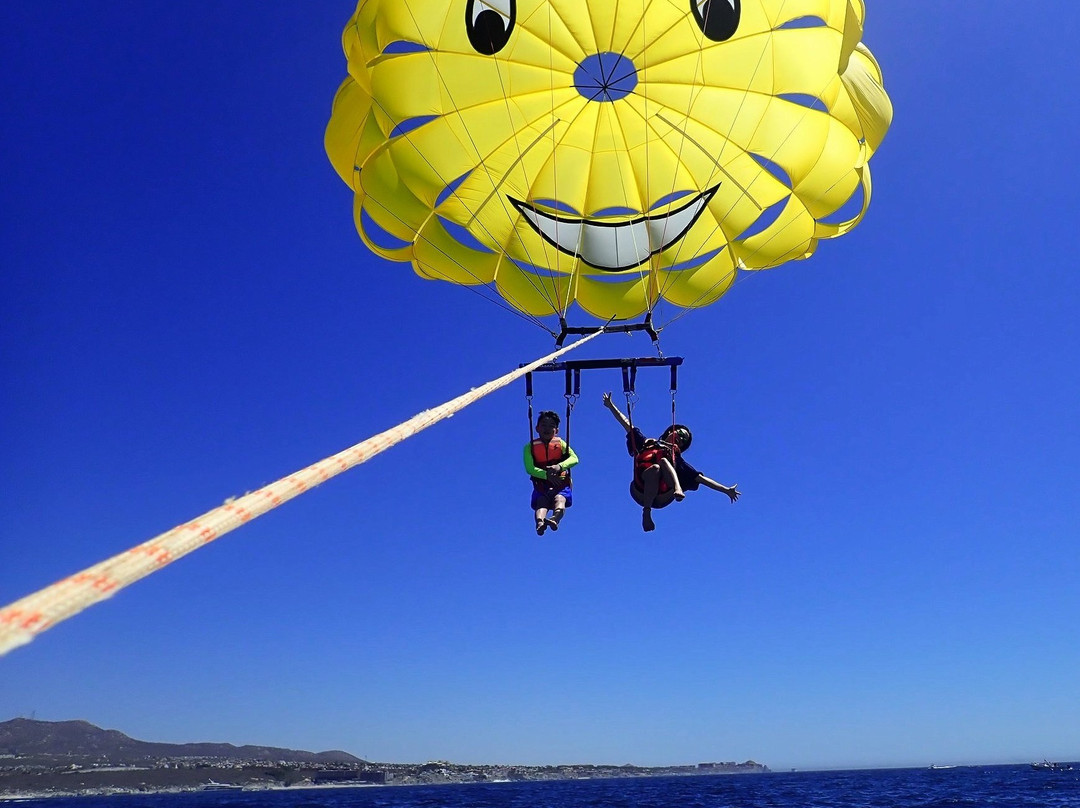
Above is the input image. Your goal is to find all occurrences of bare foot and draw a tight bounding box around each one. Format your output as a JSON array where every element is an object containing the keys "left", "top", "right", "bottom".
[
  {"left": 544, "top": 517, "right": 559, "bottom": 532},
  {"left": 642, "top": 509, "right": 655, "bottom": 532},
  {"left": 674, "top": 491, "right": 686, "bottom": 502}
]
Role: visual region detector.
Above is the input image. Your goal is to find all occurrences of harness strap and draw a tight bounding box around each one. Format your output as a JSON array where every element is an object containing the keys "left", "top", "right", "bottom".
[
  {"left": 670, "top": 364, "right": 678, "bottom": 434},
  {"left": 525, "top": 371, "right": 535, "bottom": 442},
  {"left": 622, "top": 365, "right": 639, "bottom": 452},
  {"left": 563, "top": 368, "right": 580, "bottom": 446}
]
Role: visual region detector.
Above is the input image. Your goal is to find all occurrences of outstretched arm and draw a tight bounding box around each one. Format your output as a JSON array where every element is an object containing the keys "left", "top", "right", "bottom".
[
  {"left": 697, "top": 474, "right": 740, "bottom": 503},
  {"left": 602, "top": 392, "right": 633, "bottom": 434}
]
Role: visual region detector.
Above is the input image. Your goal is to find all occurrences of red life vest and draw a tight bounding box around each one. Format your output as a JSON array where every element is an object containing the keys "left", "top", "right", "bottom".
[
  {"left": 632, "top": 440, "right": 678, "bottom": 494},
  {"left": 531, "top": 438, "right": 570, "bottom": 488}
]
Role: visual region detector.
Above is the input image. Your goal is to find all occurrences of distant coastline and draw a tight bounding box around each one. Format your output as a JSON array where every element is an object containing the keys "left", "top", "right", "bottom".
[{"left": 0, "top": 719, "right": 768, "bottom": 800}]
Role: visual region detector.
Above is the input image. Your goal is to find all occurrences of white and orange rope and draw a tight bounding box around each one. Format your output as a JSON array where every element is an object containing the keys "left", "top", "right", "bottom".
[{"left": 0, "top": 332, "right": 602, "bottom": 657}]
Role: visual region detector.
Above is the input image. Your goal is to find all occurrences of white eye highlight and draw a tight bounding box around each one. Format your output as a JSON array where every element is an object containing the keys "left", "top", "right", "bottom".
[
  {"left": 466, "top": 0, "right": 516, "bottom": 55},
  {"left": 691, "top": 0, "right": 740, "bottom": 42},
  {"left": 472, "top": 0, "right": 511, "bottom": 24}
]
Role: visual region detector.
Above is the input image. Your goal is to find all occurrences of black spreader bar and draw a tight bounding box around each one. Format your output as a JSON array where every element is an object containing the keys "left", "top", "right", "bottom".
[
  {"left": 555, "top": 315, "right": 660, "bottom": 347},
  {"left": 522, "top": 356, "right": 682, "bottom": 395}
]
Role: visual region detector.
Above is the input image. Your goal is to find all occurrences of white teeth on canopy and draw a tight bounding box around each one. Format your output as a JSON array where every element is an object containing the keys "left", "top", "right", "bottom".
[{"left": 511, "top": 187, "right": 718, "bottom": 271}]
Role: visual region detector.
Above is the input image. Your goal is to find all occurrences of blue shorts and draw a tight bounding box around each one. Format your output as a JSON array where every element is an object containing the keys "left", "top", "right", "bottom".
[{"left": 531, "top": 485, "right": 572, "bottom": 511}]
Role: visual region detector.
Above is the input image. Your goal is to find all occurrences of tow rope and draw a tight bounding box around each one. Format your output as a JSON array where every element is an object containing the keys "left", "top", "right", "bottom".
[{"left": 0, "top": 332, "right": 603, "bottom": 657}]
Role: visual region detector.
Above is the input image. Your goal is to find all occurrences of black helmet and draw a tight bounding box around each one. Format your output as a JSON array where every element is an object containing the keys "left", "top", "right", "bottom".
[{"left": 662, "top": 424, "right": 693, "bottom": 451}]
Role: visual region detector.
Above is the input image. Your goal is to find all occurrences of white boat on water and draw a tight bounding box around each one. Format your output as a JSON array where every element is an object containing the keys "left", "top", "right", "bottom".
[{"left": 1031, "top": 761, "right": 1073, "bottom": 772}]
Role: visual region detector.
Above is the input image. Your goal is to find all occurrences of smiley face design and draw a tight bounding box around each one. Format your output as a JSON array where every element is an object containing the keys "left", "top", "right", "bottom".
[{"left": 326, "top": 0, "right": 892, "bottom": 320}]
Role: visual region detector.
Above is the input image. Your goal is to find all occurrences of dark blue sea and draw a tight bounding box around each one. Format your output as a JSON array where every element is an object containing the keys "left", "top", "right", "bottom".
[{"left": 7, "top": 767, "right": 1080, "bottom": 808}]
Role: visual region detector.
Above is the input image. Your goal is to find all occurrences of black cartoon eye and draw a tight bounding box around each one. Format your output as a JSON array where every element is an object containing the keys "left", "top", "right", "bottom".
[
  {"left": 466, "top": 0, "right": 516, "bottom": 55},
  {"left": 691, "top": 0, "right": 740, "bottom": 42}
]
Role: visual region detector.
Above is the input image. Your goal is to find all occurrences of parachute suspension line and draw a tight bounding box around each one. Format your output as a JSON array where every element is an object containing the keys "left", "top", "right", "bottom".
[
  {"left": 638, "top": 3, "right": 775, "bottom": 317},
  {"left": 465, "top": 119, "right": 569, "bottom": 322},
  {"left": 652, "top": 53, "right": 846, "bottom": 330},
  {"left": 349, "top": 96, "right": 552, "bottom": 335},
  {"left": 652, "top": 32, "right": 738, "bottom": 308},
  {"left": 389, "top": 0, "right": 563, "bottom": 323},
  {"left": 645, "top": 17, "right": 778, "bottom": 330},
  {"left": 594, "top": 4, "right": 664, "bottom": 325},
  {"left": 667, "top": 3, "right": 841, "bottom": 278},
  {"left": 353, "top": 190, "right": 552, "bottom": 335},
  {"left": 0, "top": 331, "right": 607, "bottom": 658},
  {"left": 575, "top": 3, "right": 656, "bottom": 322},
  {"left": 504, "top": 100, "right": 611, "bottom": 318},
  {"left": 518, "top": 96, "right": 629, "bottom": 321},
  {"left": 525, "top": 372, "right": 535, "bottom": 442},
  {"left": 641, "top": 40, "right": 710, "bottom": 316},
  {"left": 546, "top": 0, "right": 570, "bottom": 323},
  {"left": 653, "top": 113, "right": 760, "bottom": 205},
  {"left": 616, "top": 0, "right": 672, "bottom": 327},
  {"left": 658, "top": 64, "right": 852, "bottom": 332},
  {"left": 737, "top": 75, "right": 861, "bottom": 269},
  {"left": 603, "top": 92, "right": 654, "bottom": 321},
  {"left": 481, "top": 17, "right": 567, "bottom": 318},
  {"left": 466, "top": 120, "right": 560, "bottom": 228},
  {"left": 642, "top": 0, "right": 655, "bottom": 324}
]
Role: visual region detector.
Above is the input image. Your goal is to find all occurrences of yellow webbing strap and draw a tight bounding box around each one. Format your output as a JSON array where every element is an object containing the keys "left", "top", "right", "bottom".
[{"left": 0, "top": 332, "right": 602, "bottom": 657}]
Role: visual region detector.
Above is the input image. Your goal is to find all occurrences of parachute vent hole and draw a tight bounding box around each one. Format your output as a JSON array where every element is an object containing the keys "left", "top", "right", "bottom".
[
  {"left": 776, "top": 16, "right": 827, "bottom": 30},
  {"left": 779, "top": 93, "right": 830, "bottom": 114},
  {"left": 735, "top": 198, "right": 787, "bottom": 242},
  {"left": 591, "top": 206, "right": 640, "bottom": 217},
  {"left": 749, "top": 153, "right": 793, "bottom": 189},
  {"left": 360, "top": 208, "right": 412, "bottom": 251},
  {"left": 650, "top": 191, "right": 696, "bottom": 211},
  {"left": 667, "top": 247, "right": 726, "bottom": 273},
  {"left": 382, "top": 40, "right": 431, "bottom": 55},
  {"left": 389, "top": 114, "right": 439, "bottom": 139},
  {"left": 436, "top": 172, "right": 473, "bottom": 208},
  {"left": 818, "top": 182, "right": 865, "bottom": 226},
  {"left": 531, "top": 198, "right": 581, "bottom": 216},
  {"left": 438, "top": 217, "right": 495, "bottom": 254}
]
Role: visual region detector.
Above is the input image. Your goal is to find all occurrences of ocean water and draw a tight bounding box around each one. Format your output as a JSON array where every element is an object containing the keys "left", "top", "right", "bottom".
[{"left": 6, "top": 766, "right": 1079, "bottom": 808}]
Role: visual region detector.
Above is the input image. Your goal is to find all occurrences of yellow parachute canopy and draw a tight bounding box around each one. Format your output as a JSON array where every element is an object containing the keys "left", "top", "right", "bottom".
[{"left": 325, "top": 0, "right": 892, "bottom": 322}]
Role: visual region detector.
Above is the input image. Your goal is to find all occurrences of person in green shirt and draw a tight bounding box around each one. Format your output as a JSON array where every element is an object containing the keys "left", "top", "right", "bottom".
[{"left": 524, "top": 410, "right": 580, "bottom": 535}]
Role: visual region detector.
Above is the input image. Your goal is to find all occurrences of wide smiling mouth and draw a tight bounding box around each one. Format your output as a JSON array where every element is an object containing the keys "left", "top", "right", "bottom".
[{"left": 509, "top": 186, "right": 719, "bottom": 272}]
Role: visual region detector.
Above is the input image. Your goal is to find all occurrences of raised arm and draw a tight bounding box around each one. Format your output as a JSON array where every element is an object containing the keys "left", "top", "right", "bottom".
[
  {"left": 697, "top": 474, "right": 740, "bottom": 503},
  {"left": 602, "top": 392, "right": 633, "bottom": 434}
]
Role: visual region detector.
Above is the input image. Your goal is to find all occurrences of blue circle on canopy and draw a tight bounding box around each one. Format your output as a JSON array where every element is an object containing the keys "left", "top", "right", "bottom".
[{"left": 574, "top": 52, "right": 638, "bottom": 102}]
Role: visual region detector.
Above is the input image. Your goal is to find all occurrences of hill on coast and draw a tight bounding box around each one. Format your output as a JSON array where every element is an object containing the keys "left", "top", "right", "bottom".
[{"left": 0, "top": 718, "right": 362, "bottom": 766}]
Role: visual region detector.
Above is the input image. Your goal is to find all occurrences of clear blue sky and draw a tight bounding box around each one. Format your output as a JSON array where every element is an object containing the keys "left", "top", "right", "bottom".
[{"left": 2, "top": 2, "right": 1078, "bottom": 772}]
